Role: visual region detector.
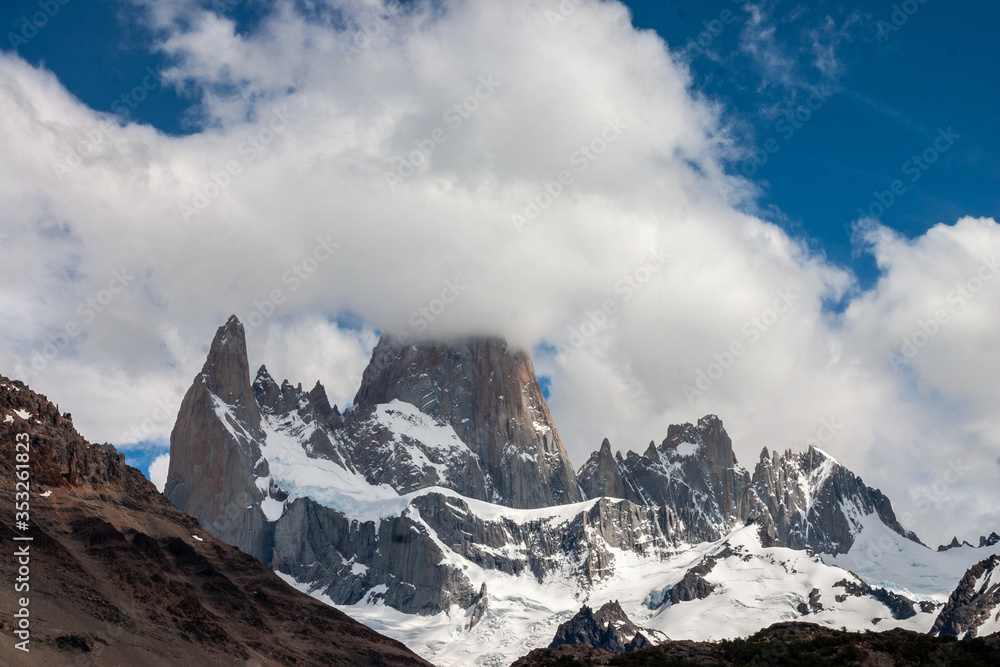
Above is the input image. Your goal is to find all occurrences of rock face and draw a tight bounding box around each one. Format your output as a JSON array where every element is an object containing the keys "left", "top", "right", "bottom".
[
  {"left": 578, "top": 438, "right": 628, "bottom": 500},
  {"left": 351, "top": 335, "right": 583, "bottom": 508},
  {"left": 0, "top": 375, "right": 432, "bottom": 667},
  {"left": 930, "top": 555, "right": 1000, "bottom": 638},
  {"left": 165, "top": 316, "right": 273, "bottom": 563},
  {"left": 938, "top": 533, "right": 1000, "bottom": 551},
  {"left": 748, "top": 445, "right": 920, "bottom": 555},
  {"left": 580, "top": 424, "right": 920, "bottom": 555},
  {"left": 611, "top": 416, "right": 753, "bottom": 542},
  {"left": 549, "top": 601, "right": 652, "bottom": 653}
]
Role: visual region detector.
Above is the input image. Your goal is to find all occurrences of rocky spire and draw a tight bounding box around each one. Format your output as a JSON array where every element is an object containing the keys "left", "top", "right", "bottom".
[
  {"left": 165, "top": 315, "right": 273, "bottom": 562},
  {"left": 578, "top": 438, "right": 628, "bottom": 501}
]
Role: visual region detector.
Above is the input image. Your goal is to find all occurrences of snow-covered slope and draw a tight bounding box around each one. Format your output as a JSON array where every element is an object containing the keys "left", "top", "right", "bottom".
[{"left": 824, "top": 512, "right": 1000, "bottom": 602}]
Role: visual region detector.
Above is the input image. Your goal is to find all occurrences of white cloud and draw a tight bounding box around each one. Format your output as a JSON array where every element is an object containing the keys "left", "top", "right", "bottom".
[
  {"left": 0, "top": 0, "right": 996, "bottom": 546},
  {"left": 149, "top": 453, "right": 170, "bottom": 493}
]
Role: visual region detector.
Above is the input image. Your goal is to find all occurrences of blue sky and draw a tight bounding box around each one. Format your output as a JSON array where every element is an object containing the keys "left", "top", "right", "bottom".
[{"left": 1, "top": 0, "right": 998, "bottom": 542}]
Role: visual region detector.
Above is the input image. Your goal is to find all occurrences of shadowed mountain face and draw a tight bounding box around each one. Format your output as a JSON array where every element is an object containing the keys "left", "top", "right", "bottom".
[{"left": 0, "top": 375, "right": 433, "bottom": 667}]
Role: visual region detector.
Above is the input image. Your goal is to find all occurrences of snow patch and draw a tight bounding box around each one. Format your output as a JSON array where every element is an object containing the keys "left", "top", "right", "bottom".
[{"left": 674, "top": 441, "right": 699, "bottom": 457}]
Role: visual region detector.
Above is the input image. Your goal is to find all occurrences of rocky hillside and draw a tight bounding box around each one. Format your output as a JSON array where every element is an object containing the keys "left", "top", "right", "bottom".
[{"left": 0, "top": 375, "right": 432, "bottom": 666}]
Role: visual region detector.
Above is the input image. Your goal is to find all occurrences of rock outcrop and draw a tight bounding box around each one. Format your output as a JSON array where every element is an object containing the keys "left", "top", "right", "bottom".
[
  {"left": 749, "top": 445, "right": 920, "bottom": 555},
  {"left": 612, "top": 416, "right": 753, "bottom": 541},
  {"left": 583, "top": 425, "right": 920, "bottom": 555},
  {"left": 578, "top": 438, "right": 628, "bottom": 500},
  {"left": 549, "top": 601, "right": 653, "bottom": 653},
  {"left": 930, "top": 555, "right": 1000, "bottom": 638}
]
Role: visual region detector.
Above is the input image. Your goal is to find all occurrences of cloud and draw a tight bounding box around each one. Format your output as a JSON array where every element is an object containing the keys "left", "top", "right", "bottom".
[
  {"left": 0, "top": 0, "right": 996, "bottom": 545},
  {"left": 149, "top": 453, "right": 170, "bottom": 493}
]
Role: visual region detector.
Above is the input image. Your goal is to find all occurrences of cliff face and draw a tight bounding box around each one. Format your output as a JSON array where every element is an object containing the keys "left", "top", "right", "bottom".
[
  {"left": 352, "top": 335, "right": 583, "bottom": 508},
  {"left": 749, "top": 445, "right": 921, "bottom": 555},
  {"left": 165, "top": 316, "right": 273, "bottom": 562},
  {"left": 0, "top": 375, "right": 432, "bottom": 667}
]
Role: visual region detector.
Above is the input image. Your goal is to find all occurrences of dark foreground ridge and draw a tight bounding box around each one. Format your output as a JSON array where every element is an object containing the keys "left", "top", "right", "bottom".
[
  {"left": 0, "top": 375, "right": 432, "bottom": 666},
  {"left": 511, "top": 621, "right": 1000, "bottom": 666}
]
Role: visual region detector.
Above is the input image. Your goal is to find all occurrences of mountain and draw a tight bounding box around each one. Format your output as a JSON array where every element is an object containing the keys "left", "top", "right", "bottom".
[
  {"left": 548, "top": 601, "right": 658, "bottom": 652},
  {"left": 0, "top": 374, "right": 432, "bottom": 666},
  {"left": 930, "top": 555, "right": 1000, "bottom": 638},
  {"left": 163, "top": 315, "right": 1000, "bottom": 666},
  {"left": 580, "top": 419, "right": 919, "bottom": 555},
  {"left": 350, "top": 334, "right": 582, "bottom": 508}
]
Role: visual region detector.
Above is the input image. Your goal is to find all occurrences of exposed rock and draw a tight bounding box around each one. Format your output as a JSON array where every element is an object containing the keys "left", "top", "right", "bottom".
[
  {"left": 271, "top": 496, "right": 478, "bottom": 615},
  {"left": 938, "top": 536, "right": 974, "bottom": 551},
  {"left": 832, "top": 578, "right": 917, "bottom": 620},
  {"left": 578, "top": 438, "right": 628, "bottom": 500},
  {"left": 930, "top": 555, "right": 1000, "bottom": 638},
  {"left": 616, "top": 416, "right": 753, "bottom": 541},
  {"left": 467, "top": 583, "right": 489, "bottom": 630},
  {"left": 797, "top": 588, "right": 824, "bottom": 615},
  {"left": 351, "top": 335, "right": 583, "bottom": 508},
  {"left": 165, "top": 317, "right": 273, "bottom": 563},
  {"left": 0, "top": 374, "right": 432, "bottom": 667},
  {"left": 749, "top": 445, "right": 921, "bottom": 555},
  {"left": 549, "top": 601, "right": 652, "bottom": 653}
]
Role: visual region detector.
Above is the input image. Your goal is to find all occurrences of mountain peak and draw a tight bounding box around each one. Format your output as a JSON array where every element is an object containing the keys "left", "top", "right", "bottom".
[
  {"left": 579, "top": 437, "right": 627, "bottom": 500},
  {"left": 201, "top": 315, "right": 254, "bottom": 410},
  {"left": 351, "top": 335, "right": 582, "bottom": 508}
]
